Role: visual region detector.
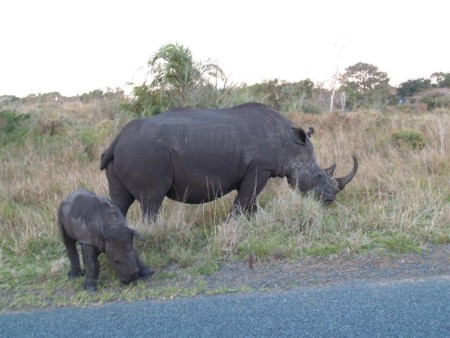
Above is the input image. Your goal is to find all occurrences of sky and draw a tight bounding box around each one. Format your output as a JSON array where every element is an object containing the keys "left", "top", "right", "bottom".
[{"left": 1, "top": 0, "right": 449, "bottom": 97}]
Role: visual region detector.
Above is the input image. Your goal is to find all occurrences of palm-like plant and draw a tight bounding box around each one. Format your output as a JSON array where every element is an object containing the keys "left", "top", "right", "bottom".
[
  {"left": 131, "top": 43, "right": 228, "bottom": 114},
  {"left": 149, "top": 44, "right": 199, "bottom": 92}
]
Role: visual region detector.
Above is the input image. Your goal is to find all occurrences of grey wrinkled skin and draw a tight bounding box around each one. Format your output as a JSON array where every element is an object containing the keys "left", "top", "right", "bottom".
[
  {"left": 58, "top": 189, "right": 154, "bottom": 291},
  {"left": 100, "top": 103, "right": 357, "bottom": 220}
]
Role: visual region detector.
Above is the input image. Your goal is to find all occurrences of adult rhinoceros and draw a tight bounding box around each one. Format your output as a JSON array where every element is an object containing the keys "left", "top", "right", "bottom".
[{"left": 100, "top": 103, "right": 357, "bottom": 220}]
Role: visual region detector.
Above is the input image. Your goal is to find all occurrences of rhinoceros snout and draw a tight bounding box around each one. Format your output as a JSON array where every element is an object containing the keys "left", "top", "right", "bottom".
[{"left": 314, "top": 187, "right": 338, "bottom": 204}]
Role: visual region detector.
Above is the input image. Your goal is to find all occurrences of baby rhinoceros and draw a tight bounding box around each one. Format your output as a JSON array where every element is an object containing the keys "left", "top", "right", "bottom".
[{"left": 58, "top": 188, "right": 153, "bottom": 291}]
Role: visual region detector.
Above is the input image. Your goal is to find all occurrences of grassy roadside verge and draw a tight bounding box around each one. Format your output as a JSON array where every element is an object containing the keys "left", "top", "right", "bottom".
[{"left": 1, "top": 100, "right": 449, "bottom": 312}]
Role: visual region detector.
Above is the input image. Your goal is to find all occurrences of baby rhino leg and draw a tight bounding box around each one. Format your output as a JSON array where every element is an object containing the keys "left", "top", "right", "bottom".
[{"left": 81, "top": 244, "right": 101, "bottom": 291}]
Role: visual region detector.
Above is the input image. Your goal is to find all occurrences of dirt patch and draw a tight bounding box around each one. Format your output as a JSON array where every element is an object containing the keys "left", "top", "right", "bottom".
[{"left": 151, "top": 244, "right": 450, "bottom": 291}]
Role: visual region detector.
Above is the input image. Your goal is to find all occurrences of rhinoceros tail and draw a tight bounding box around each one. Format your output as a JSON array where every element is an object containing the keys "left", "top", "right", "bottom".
[
  {"left": 100, "top": 136, "right": 119, "bottom": 170},
  {"left": 57, "top": 203, "right": 67, "bottom": 239},
  {"left": 100, "top": 150, "right": 113, "bottom": 171}
]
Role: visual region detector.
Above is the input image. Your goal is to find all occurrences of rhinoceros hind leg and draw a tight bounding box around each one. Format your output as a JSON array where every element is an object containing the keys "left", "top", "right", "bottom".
[
  {"left": 61, "top": 228, "right": 83, "bottom": 278},
  {"left": 105, "top": 162, "right": 135, "bottom": 217},
  {"left": 140, "top": 198, "right": 165, "bottom": 222}
]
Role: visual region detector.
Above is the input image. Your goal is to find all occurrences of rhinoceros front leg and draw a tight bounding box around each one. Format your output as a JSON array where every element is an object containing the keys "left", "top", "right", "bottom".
[
  {"left": 232, "top": 170, "right": 271, "bottom": 215},
  {"left": 81, "top": 244, "right": 101, "bottom": 291}
]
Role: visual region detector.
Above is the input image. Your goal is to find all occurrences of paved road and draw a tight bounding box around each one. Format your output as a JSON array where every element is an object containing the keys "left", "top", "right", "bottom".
[{"left": 1, "top": 276, "right": 449, "bottom": 337}]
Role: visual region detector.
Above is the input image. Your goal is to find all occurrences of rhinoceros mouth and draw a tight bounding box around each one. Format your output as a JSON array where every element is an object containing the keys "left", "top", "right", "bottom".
[
  {"left": 120, "top": 272, "right": 140, "bottom": 284},
  {"left": 321, "top": 196, "right": 335, "bottom": 204}
]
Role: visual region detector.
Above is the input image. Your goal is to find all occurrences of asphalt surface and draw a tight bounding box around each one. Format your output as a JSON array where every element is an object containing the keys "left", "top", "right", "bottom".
[{"left": 1, "top": 276, "right": 449, "bottom": 337}]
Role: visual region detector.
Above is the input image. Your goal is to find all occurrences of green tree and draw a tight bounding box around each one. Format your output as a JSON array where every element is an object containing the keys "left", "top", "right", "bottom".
[
  {"left": 397, "top": 78, "right": 431, "bottom": 97},
  {"left": 338, "top": 62, "right": 391, "bottom": 111},
  {"left": 340, "top": 62, "right": 389, "bottom": 93},
  {"left": 431, "top": 72, "right": 450, "bottom": 88}
]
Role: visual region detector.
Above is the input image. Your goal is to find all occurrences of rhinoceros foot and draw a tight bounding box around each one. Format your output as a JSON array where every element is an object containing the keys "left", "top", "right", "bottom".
[
  {"left": 68, "top": 268, "right": 84, "bottom": 279},
  {"left": 84, "top": 281, "right": 97, "bottom": 292}
]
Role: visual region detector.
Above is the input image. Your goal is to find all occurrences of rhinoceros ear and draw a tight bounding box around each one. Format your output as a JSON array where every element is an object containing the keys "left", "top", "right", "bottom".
[
  {"left": 130, "top": 228, "right": 144, "bottom": 241},
  {"left": 293, "top": 127, "right": 308, "bottom": 145}
]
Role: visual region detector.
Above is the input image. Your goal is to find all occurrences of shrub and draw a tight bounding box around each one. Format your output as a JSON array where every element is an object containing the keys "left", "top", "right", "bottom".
[
  {"left": 391, "top": 130, "right": 426, "bottom": 149},
  {"left": 301, "top": 103, "right": 321, "bottom": 114},
  {"left": 420, "top": 95, "right": 450, "bottom": 111},
  {"left": 37, "top": 119, "right": 65, "bottom": 136},
  {"left": 78, "top": 128, "right": 96, "bottom": 161},
  {"left": 0, "top": 110, "right": 30, "bottom": 145}
]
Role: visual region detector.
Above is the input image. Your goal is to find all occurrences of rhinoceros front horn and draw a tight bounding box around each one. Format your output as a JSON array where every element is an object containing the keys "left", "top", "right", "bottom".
[{"left": 336, "top": 155, "right": 358, "bottom": 191}]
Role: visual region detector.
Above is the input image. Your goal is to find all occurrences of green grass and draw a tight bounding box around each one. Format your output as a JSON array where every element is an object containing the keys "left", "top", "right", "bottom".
[
  {"left": 1, "top": 99, "right": 449, "bottom": 312},
  {"left": 379, "top": 234, "right": 421, "bottom": 254}
]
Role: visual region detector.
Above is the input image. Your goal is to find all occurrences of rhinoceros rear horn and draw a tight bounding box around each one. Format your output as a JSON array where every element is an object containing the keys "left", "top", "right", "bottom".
[
  {"left": 336, "top": 155, "right": 358, "bottom": 191},
  {"left": 324, "top": 163, "right": 337, "bottom": 177}
]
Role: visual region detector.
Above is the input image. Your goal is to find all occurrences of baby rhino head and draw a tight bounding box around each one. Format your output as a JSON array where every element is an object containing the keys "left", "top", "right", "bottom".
[
  {"left": 104, "top": 228, "right": 140, "bottom": 283},
  {"left": 101, "top": 201, "right": 152, "bottom": 284}
]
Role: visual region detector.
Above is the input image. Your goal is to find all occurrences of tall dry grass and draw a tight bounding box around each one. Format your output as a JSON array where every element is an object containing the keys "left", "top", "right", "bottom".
[{"left": 1, "top": 101, "right": 449, "bottom": 271}]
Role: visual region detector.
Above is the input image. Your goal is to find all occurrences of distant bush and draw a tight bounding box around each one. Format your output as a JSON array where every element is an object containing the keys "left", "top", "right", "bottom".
[
  {"left": 0, "top": 110, "right": 30, "bottom": 145},
  {"left": 301, "top": 103, "right": 321, "bottom": 114},
  {"left": 391, "top": 130, "right": 426, "bottom": 149},
  {"left": 397, "top": 78, "right": 432, "bottom": 97},
  {"left": 236, "top": 79, "right": 328, "bottom": 113},
  {"left": 420, "top": 94, "right": 450, "bottom": 111},
  {"left": 37, "top": 119, "right": 65, "bottom": 136}
]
